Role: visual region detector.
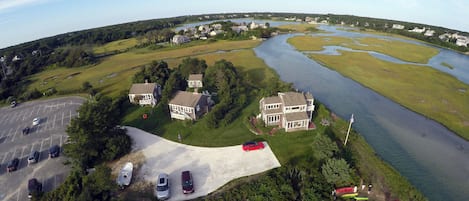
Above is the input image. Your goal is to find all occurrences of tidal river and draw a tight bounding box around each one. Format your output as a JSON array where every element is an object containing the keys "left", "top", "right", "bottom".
[{"left": 254, "top": 30, "right": 469, "bottom": 201}]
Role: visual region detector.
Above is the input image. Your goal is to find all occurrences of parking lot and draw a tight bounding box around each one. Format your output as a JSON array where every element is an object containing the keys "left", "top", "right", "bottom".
[{"left": 0, "top": 97, "right": 84, "bottom": 201}]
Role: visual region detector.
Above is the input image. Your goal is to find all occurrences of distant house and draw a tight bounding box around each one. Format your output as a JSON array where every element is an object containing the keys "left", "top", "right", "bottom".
[
  {"left": 424, "top": 30, "right": 435, "bottom": 37},
  {"left": 409, "top": 27, "right": 426, "bottom": 33},
  {"left": 209, "top": 30, "right": 224, "bottom": 37},
  {"left": 168, "top": 91, "right": 210, "bottom": 121},
  {"left": 259, "top": 92, "right": 315, "bottom": 132},
  {"left": 456, "top": 36, "right": 468, "bottom": 47},
  {"left": 392, "top": 24, "right": 405, "bottom": 30},
  {"left": 128, "top": 81, "right": 161, "bottom": 106},
  {"left": 172, "top": 35, "right": 190, "bottom": 45},
  {"left": 187, "top": 74, "right": 203, "bottom": 89}
]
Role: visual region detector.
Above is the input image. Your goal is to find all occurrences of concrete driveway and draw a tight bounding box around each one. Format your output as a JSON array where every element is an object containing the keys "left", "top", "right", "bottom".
[{"left": 125, "top": 126, "right": 281, "bottom": 201}]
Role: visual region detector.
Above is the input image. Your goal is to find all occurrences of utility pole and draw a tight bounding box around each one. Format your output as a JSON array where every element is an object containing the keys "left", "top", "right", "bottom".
[{"left": 344, "top": 114, "right": 354, "bottom": 146}]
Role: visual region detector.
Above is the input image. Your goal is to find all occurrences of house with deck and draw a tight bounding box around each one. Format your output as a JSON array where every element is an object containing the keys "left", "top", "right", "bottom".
[
  {"left": 168, "top": 91, "right": 210, "bottom": 121},
  {"left": 259, "top": 92, "right": 315, "bottom": 132},
  {"left": 128, "top": 81, "right": 161, "bottom": 106}
]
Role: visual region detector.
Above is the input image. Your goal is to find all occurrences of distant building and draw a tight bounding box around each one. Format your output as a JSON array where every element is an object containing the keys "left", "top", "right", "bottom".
[
  {"left": 259, "top": 92, "right": 315, "bottom": 132},
  {"left": 128, "top": 81, "right": 161, "bottom": 106},
  {"left": 456, "top": 36, "right": 468, "bottom": 47},
  {"left": 409, "top": 27, "right": 426, "bottom": 33},
  {"left": 392, "top": 24, "right": 405, "bottom": 30},
  {"left": 424, "top": 30, "right": 435, "bottom": 37},
  {"left": 172, "top": 35, "right": 190, "bottom": 45}
]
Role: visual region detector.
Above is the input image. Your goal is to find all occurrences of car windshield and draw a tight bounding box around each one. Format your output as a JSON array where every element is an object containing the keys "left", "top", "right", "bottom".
[
  {"left": 182, "top": 180, "right": 192, "bottom": 187},
  {"left": 157, "top": 185, "right": 168, "bottom": 191}
]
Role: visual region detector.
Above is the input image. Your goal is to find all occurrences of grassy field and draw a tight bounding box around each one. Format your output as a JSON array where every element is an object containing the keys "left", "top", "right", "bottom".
[
  {"left": 28, "top": 40, "right": 261, "bottom": 98},
  {"left": 93, "top": 38, "right": 139, "bottom": 54},
  {"left": 277, "top": 23, "right": 318, "bottom": 32},
  {"left": 308, "top": 50, "right": 469, "bottom": 140},
  {"left": 288, "top": 35, "right": 439, "bottom": 63}
]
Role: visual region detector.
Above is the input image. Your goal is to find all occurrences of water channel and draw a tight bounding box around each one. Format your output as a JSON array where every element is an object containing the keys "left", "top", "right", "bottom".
[{"left": 253, "top": 27, "right": 469, "bottom": 201}]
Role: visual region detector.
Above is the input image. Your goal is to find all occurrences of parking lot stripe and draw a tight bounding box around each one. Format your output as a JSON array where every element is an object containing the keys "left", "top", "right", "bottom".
[
  {"left": 30, "top": 143, "right": 35, "bottom": 154},
  {"left": 53, "top": 114, "right": 57, "bottom": 129},
  {"left": 16, "top": 190, "right": 20, "bottom": 201},
  {"left": 1, "top": 152, "right": 9, "bottom": 164},
  {"left": 21, "top": 146, "right": 27, "bottom": 158},
  {"left": 12, "top": 147, "right": 18, "bottom": 158},
  {"left": 50, "top": 136, "right": 53, "bottom": 147},
  {"left": 69, "top": 110, "right": 72, "bottom": 123},
  {"left": 61, "top": 112, "right": 65, "bottom": 126},
  {"left": 11, "top": 126, "right": 20, "bottom": 142}
]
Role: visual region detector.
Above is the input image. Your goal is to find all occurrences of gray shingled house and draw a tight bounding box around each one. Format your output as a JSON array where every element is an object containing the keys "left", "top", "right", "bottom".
[
  {"left": 259, "top": 92, "right": 315, "bottom": 132},
  {"left": 128, "top": 82, "right": 161, "bottom": 106},
  {"left": 168, "top": 91, "right": 210, "bottom": 120}
]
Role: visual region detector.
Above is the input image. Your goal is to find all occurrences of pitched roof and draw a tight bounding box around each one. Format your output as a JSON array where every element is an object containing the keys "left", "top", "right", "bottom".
[
  {"left": 169, "top": 91, "right": 206, "bottom": 108},
  {"left": 279, "top": 92, "right": 306, "bottom": 106},
  {"left": 129, "top": 83, "right": 157, "bottom": 94},
  {"left": 285, "top": 112, "right": 309, "bottom": 122},
  {"left": 188, "top": 74, "right": 203, "bottom": 81},
  {"left": 263, "top": 96, "right": 281, "bottom": 104}
]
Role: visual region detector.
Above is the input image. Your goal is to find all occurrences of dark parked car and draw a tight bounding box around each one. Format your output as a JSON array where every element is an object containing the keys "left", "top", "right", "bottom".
[
  {"left": 242, "top": 141, "right": 265, "bottom": 151},
  {"left": 7, "top": 158, "right": 19, "bottom": 172},
  {"left": 28, "top": 178, "right": 43, "bottom": 199},
  {"left": 28, "top": 151, "right": 40, "bottom": 164},
  {"left": 49, "top": 145, "right": 60, "bottom": 158},
  {"left": 22, "top": 127, "right": 30, "bottom": 135},
  {"left": 181, "top": 171, "right": 194, "bottom": 194}
]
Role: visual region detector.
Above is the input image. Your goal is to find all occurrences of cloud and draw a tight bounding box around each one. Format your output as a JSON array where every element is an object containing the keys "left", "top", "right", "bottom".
[{"left": 0, "top": 0, "right": 50, "bottom": 12}]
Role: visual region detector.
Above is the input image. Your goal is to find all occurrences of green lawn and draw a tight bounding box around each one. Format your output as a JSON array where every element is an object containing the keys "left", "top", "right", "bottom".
[
  {"left": 308, "top": 50, "right": 469, "bottom": 140},
  {"left": 93, "top": 38, "right": 138, "bottom": 54},
  {"left": 288, "top": 35, "right": 439, "bottom": 63}
]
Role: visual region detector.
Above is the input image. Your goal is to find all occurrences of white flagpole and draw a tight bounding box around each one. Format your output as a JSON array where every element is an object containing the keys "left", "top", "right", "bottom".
[{"left": 344, "top": 114, "right": 354, "bottom": 146}]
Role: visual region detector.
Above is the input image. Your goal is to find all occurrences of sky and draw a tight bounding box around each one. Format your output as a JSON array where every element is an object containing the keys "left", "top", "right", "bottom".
[{"left": 0, "top": 0, "right": 468, "bottom": 49}]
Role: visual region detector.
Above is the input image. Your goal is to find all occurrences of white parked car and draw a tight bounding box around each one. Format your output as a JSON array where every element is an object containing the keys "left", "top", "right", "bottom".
[
  {"left": 155, "top": 173, "right": 170, "bottom": 200},
  {"left": 32, "top": 118, "right": 40, "bottom": 126}
]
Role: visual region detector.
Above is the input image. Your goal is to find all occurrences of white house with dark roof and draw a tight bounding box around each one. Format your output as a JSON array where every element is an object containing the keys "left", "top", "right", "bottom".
[
  {"left": 187, "top": 74, "right": 203, "bottom": 89},
  {"left": 128, "top": 81, "right": 161, "bottom": 106},
  {"left": 169, "top": 91, "right": 210, "bottom": 120},
  {"left": 259, "top": 92, "right": 315, "bottom": 132}
]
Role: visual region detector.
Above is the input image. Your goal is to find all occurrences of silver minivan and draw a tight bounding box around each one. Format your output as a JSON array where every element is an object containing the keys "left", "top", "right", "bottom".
[{"left": 155, "top": 173, "right": 170, "bottom": 200}]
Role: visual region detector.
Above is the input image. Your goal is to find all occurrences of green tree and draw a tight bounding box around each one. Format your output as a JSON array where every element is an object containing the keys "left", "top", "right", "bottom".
[
  {"left": 82, "top": 81, "right": 92, "bottom": 92},
  {"left": 311, "top": 134, "right": 339, "bottom": 161},
  {"left": 178, "top": 57, "right": 208, "bottom": 78},
  {"left": 321, "top": 158, "right": 354, "bottom": 186},
  {"left": 65, "top": 96, "right": 131, "bottom": 168}
]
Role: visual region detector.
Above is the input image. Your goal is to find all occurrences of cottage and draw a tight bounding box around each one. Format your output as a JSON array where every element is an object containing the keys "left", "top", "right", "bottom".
[
  {"left": 392, "top": 24, "right": 405, "bottom": 30},
  {"left": 259, "top": 92, "right": 315, "bottom": 132},
  {"left": 172, "top": 35, "right": 190, "bottom": 45},
  {"left": 128, "top": 81, "right": 161, "bottom": 106},
  {"left": 187, "top": 74, "right": 203, "bottom": 89},
  {"left": 168, "top": 91, "right": 210, "bottom": 120}
]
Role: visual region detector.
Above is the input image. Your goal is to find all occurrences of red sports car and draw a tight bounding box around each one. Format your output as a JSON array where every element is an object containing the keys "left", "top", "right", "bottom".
[{"left": 242, "top": 141, "right": 265, "bottom": 151}]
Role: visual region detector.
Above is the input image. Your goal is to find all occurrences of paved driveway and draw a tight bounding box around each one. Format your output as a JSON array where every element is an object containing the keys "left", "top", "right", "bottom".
[
  {"left": 0, "top": 97, "right": 84, "bottom": 201},
  {"left": 125, "top": 126, "right": 281, "bottom": 201}
]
